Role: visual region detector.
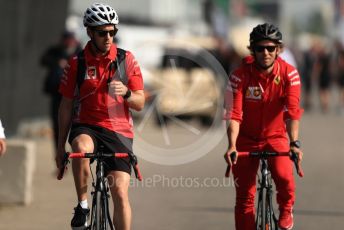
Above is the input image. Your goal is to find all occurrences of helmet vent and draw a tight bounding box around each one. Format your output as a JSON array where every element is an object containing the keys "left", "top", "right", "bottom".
[
  {"left": 98, "top": 13, "right": 107, "bottom": 21},
  {"left": 91, "top": 15, "right": 98, "bottom": 22}
]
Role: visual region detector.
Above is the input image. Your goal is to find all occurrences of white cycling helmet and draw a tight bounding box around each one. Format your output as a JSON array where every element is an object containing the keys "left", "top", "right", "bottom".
[{"left": 83, "top": 3, "right": 119, "bottom": 27}]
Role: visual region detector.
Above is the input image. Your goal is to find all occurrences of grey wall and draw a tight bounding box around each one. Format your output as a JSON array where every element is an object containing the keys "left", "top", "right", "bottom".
[{"left": 0, "top": 0, "right": 69, "bottom": 135}]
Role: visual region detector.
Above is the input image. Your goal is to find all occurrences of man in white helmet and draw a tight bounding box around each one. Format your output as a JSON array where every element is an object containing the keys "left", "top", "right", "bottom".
[
  {"left": 0, "top": 119, "right": 6, "bottom": 156},
  {"left": 56, "top": 3, "right": 145, "bottom": 229}
]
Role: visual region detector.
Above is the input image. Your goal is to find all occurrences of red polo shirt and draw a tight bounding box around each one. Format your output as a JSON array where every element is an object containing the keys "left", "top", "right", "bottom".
[
  {"left": 224, "top": 56, "right": 303, "bottom": 152},
  {"left": 59, "top": 41, "right": 144, "bottom": 138}
]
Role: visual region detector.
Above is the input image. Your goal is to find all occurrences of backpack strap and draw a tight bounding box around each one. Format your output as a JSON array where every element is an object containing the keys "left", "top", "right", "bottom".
[{"left": 110, "top": 48, "right": 128, "bottom": 85}]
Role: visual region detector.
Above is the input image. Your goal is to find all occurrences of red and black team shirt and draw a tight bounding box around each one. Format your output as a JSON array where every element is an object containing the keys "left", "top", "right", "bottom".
[
  {"left": 59, "top": 41, "right": 144, "bottom": 138},
  {"left": 224, "top": 56, "right": 303, "bottom": 152}
]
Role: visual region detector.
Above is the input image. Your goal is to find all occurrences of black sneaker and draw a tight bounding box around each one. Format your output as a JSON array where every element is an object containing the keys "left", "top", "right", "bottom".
[{"left": 71, "top": 204, "right": 90, "bottom": 230}]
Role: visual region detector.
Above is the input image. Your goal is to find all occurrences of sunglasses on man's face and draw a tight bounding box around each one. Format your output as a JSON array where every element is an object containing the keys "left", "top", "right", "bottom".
[
  {"left": 254, "top": 45, "right": 277, "bottom": 53},
  {"left": 93, "top": 29, "right": 117, "bottom": 37}
]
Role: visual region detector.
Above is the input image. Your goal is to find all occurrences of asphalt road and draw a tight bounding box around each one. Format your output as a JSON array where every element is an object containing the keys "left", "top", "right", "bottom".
[{"left": 0, "top": 111, "right": 343, "bottom": 230}]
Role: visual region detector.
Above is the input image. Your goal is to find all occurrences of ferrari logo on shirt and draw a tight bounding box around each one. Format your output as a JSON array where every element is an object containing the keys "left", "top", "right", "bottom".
[
  {"left": 86, "top": 66, "right": 97, "bottom": 80},
  {"left": 245, "top": 87, "right": 262, "bottom": 100},
  {"left": 274, "top": 75, "right": 281, "bottom": 85}
]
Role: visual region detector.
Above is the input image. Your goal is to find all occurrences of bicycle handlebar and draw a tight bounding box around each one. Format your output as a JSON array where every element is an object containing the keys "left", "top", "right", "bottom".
[
  {"left": 68, "top": 152, "right": 129, "bottom": 158},
  {"left": 57, "top": 152, "right": 143, "bottom": 181},
  {"left": 224, "top": 151, "right": 304, "bottom": 178}
]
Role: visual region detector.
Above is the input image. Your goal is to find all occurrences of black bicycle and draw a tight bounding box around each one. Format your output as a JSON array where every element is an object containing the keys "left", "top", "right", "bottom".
[
  {"left": 58, "top": 147, "right": 142, "bottom": 230},
  {"left": 225, "top": 151, "right": 304, "bottom": 230}
]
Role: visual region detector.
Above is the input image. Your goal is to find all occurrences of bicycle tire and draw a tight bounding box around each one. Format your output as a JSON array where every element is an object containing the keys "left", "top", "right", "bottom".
[
  {"left": 101, "top": 191, "right": 111, "bottom": 230},
  {"left": 256, "top": 187, "right": 262, "bottom": 230},
  {"left": 90, "top": 191, "right": 103, "bottom": 230},
  {"left": 89, "top": 190, "right": 98, "bottom": 230},
  {"left": 265, "top": 188, "right": 274, "bottom": 230},
  {"left": 256, "top": 188, "right": 268, "bottom": 230},
  {"left": 98, "top": 191, "right": 107, "bottom": 230},
  {"left": 103, "top": 192, "right": 114, "bottom": 230},
  {"left": 264, "top": 188, "right": 275, "bottom": 230},
  {"left": 98, "top": 191, "right": 113, "bottom": 230},
  {"left": 267, "top": 189, "right": 279, "bottom": 230}
]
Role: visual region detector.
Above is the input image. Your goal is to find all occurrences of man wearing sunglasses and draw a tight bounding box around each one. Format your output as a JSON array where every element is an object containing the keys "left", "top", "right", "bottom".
[
  {"left": 224, "top": 23, "right": 303, "bottom": 230},
  {"left": 56, "top": 3, "right": 144, "bottom": 230}
]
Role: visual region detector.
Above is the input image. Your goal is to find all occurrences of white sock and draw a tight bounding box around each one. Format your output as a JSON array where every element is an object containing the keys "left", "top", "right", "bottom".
[{"left": 79, "top": 200, "right": 88, "bottom": 209}]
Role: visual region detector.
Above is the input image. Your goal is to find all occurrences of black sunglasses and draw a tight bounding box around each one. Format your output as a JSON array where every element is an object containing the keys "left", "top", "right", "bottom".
[
  {"left": 93, "top": 29, "right": 117, "bottom": 37},
  {"left": 254, "top": 45, "right": 277, "bottom": 53}
]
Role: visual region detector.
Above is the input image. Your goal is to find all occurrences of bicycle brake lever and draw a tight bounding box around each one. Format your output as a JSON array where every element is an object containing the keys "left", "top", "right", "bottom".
[
  {"left": 225, "top": 165, "right": 231, "bottom": 177},
  {"left": 134, "top": 164, "right": 143, "bottom": 181},
  {"left": 224, "top": 152, "right": 236, "bottom": 178},
  {"left": 290, "top": 151, "right": 304, "bottom": 178},
  {"left": 129, "top": 153, "right": 143, "bottom": 181}
]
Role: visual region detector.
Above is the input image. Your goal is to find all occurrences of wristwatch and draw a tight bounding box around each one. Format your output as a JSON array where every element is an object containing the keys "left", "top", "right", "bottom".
[
  {"left": 290, "top": 140, "right": 301, "bottom": 148},
  {"left": 123, "top": 89, "right": 132, "bottom": 100}
]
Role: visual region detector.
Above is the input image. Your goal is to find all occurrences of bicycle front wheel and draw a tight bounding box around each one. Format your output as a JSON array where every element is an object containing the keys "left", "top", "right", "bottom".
[
  {"left": 90, "top": 191, "right": 106, "bottom": 230},
  {"left": 256, "top": 188, "right": 270, "bottom": 230}
]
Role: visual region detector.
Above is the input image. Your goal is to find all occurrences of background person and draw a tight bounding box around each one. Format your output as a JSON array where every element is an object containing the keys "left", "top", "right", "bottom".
[
  {"left": 0, "top": 119, "right": 6, "bottom": 156},
  {"left": 41, "top": 30, "right": 81, "bottom": 152}
]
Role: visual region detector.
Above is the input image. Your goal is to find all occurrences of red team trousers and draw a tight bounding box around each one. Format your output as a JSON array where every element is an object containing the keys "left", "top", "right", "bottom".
[{"left": 232, "top": 152, "right": 295, "bottom": 230}]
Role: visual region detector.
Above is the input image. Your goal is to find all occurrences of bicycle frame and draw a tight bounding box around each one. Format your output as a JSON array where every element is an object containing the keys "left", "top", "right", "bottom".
[{"left": 255, "top": 156, "right": 278, "bottom": 230}]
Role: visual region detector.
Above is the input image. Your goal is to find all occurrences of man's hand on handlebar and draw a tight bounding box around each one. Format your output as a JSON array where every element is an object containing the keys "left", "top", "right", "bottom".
[
  {"left": 290, "top": 146, "right": 303, "bottom": 162},
  {"left": 55, "top": 147, "right": 66, "bottom": 170},
  {"left": 290, "top": 147, "right": 304, "bottom": 177},
  {"left": 224, "top": 148, "right": 238, "bottom": 178},
  {"left": 224, "top": 148, "right": 238, "bottom": 166}
]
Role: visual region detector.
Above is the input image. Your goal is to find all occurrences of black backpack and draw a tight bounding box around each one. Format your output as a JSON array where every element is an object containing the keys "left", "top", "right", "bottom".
[{"left": 75, "top": 47, "right": 128, "bottom": 92}]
